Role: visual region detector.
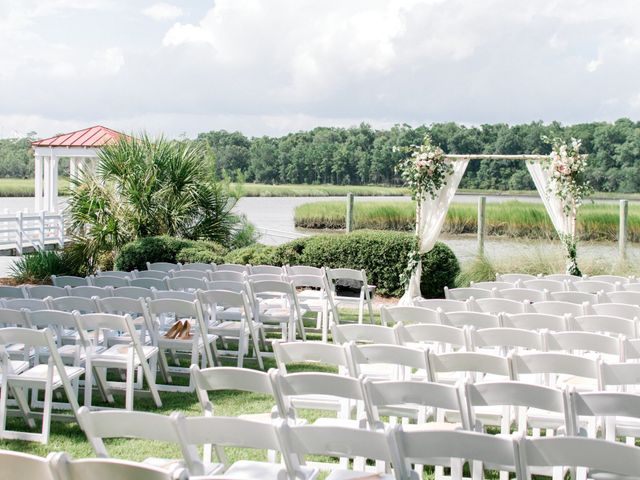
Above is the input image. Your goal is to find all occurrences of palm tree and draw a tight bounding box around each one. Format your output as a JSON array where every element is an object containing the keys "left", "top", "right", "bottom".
[{"left": 66, "top": 134, "right": 240, "bottom": 269}]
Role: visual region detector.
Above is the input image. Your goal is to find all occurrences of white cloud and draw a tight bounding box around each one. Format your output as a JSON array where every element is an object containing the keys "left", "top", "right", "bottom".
[
  {"left": 2, "top": 0, "right": 640, "bottom": 138},
  {"left": 142, "top": 3, "right": 183, "bottom": 21}
]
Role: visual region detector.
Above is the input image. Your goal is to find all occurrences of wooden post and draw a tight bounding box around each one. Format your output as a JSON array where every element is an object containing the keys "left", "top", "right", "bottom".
[
  {"left": 16, "top": 212, "right": 23, "bottom": 255},
  {"left": 619, "top": 199, "right": 628, "bottom": 260},
  {"left": 477, "top": 196, "right": 486, "bottom": 255},
  {"left": 346, "top": 193, "right": 355, "bottom": 233}
]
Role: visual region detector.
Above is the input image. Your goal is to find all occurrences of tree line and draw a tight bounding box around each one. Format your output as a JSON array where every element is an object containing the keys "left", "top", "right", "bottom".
[{"left": 3, "top": 119, "right": 640, "bottom": 192}]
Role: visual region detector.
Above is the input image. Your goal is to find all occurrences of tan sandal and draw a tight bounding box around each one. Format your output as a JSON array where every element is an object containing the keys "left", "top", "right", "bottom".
[{"left": 177, "top": 321, "right": 193, "bottom": 340}]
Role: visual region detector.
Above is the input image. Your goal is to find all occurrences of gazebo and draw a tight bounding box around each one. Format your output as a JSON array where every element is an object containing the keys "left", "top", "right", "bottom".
[{"left": 31, "top": 125, "right": 125, "bottom": 212}]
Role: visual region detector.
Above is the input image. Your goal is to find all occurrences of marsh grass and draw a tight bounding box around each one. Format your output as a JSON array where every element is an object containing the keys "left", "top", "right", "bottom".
[
  {"left": 295, "top": 200, "right": 640, "bottom": 242},
  {"left": 0, "top": 177, "right": 70, "bottom": 197}
]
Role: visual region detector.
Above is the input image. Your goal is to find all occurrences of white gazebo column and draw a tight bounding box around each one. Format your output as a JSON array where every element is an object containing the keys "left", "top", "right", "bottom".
[
  {"left": 69, "top": 157, "right": 77, "bottom": 188},
  {"left": 43, "top": 156, "right": 51, "bottom": 213},
  {"left": 34, "top": 155, "right": 43, "bottom": 211},
  {"left": 50, "top": 153, "right": 59, "bottom": 212}
]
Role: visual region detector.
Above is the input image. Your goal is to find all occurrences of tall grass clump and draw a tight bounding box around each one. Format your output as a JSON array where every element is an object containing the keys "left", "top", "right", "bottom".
[{"left": 10, "top": 249, "right": 78, "bottom": 284}]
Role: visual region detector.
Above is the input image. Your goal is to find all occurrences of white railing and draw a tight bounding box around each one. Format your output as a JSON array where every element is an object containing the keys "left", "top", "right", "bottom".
[{"left": 0, "top": 212, "right": 65, "bottom": 254}]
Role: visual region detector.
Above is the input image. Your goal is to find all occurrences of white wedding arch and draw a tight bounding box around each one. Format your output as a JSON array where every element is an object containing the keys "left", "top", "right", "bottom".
[{"left": 400, "top": 153, "right": 581, "bottom": 305}]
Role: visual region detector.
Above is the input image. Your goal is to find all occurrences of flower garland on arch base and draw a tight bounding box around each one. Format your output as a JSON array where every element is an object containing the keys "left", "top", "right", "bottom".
[
  {"left": 542, "top": 136, "right": 592, "bottom": 276},
  {"left": 394, "top": 136, "right": 453, "bottom": 287}
]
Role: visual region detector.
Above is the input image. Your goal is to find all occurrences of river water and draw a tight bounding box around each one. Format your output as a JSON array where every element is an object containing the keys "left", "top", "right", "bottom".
[{"left": 1, "top": 195, "right": 638, "bottom": 276}]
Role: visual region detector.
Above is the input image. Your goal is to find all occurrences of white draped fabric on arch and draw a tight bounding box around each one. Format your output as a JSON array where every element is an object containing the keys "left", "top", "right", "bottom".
[{"left": 400, "top": 153, "right": 566, "bottom": 306}]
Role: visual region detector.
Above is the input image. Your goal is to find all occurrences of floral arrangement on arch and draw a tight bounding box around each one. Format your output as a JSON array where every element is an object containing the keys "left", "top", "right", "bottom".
[
  {"left": 395, "top": 136, "right": 453, "bottom": 287},
  {"left": 394, "top": 136, "right": 453, "bottom": 200},
  {"left": 543, "top": 136, "right": 592, "bottom": 276}
]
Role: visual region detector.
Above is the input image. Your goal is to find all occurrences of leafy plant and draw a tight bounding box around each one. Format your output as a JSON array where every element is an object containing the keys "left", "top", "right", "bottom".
[
  {"left": 66, "top": 134, "right": 246, "bottom": 272},
  {"left": 10, "top": 250, "right": 75, "bottom": 284}
]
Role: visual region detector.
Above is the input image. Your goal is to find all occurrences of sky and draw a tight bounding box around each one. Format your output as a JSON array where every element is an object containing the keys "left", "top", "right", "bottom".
[{"left": 1, "top": 0, "right": 639, "bottom": 139}]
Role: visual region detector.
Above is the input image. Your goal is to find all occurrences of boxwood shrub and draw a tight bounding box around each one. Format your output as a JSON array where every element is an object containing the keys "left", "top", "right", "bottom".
[
  {"left": 115, "top": 236, "right": 228, "bottom": 271},
  {"left": 224, "top": 244, "right": 278, "bottom": 265}
]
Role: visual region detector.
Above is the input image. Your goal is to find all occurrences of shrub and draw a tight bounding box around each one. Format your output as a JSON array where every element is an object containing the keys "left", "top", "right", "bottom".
[
  {"left": 225, "top": 244, "right": 278, "bottom": 265},
  {"left": 274, "top": 231, "right": 458, "bottom": 297},
  {"left": 115, "top": 235, "right": 228, "bottom": 271},
  {"left": 176, "top": 247, "right": 227, "bottom": 265},
  {"left": 10, "top": 249, "right": 79, "bottom": 284}
]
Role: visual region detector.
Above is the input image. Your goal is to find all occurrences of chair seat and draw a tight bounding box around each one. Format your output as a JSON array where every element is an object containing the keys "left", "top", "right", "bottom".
[
  {"left": 326, "top": 471, "right": 394, "bottom": 480},
  {"left": 144, "top": 457, "right": 224, "bottom": 476},
  {"left": 13, "top": 364, "right": 84, "bottom": 386},
  {"left": 95, "top": 344, "right": 158, "bottom": 363},
  {"left": 209, "top": 321, "right": 250, "bottom": 335},
  {"left": 0, "top": 360, "right": 30, "bottom": 381},
  {"left": 401, "top": 421, "right": 462, "bottom": 432},
  {"left": 210, "top": 460, "right": 316, "bottom": 480}
]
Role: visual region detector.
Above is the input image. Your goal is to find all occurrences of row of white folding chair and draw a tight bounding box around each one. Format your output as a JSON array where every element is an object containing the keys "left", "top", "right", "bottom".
[
  {"left": 497, "top": 272, "right": 636, "bottom": 284},
  {"left": 188, "top": 364, "right": 640, "bottom": 478},
  {"left": 0, "top": 449, "right": 189, "bottom": 480}
]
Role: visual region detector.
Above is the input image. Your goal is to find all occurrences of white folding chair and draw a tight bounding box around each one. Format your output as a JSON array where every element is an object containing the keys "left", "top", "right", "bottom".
[
  {"left": 427, "top": 351, "right": 511, "bottom": 384},
  {"left": 530, "top": 300, "right": 588, "bottom": 317},
  {"left": 589, "top": 275, "right": 630, "bottom": 284},
  {"left": 551, "top": 290, "right": 600, "bottom": 305},
  {"left": 0, "top": 327, "right": 83, "bottom": 443},
  {"left": 607, "top": 290, "right": 640, "bottom": 306},
  {"left": 286, "top": 265, "right": 324, "bottom": 276},
  {"left": 166, "top": 276, "right": 207, "bottom": 292},
  {"left": 396, "top": 323, "right": 469, "bottom": 352},
  {"left": 27, "top": 309, "right": 87, "bottom": 371},
  {"left": 136, "top": 269, "right": 170, "bottom": 280},
  {"left": 465, "top": 381, "right": 571, "bottom": 438},
  {"left": 571, "top": 280, "right": 617, "bottom": 294},
  {"left": 175, "top": 414, "right": 309, "bottom": 480},
  {"left": 573, "top": 314, "right": 637, "bottom": 338},
  {"left": 469, "top": 297, "right": 528, "bottom": 315},
  {"left": 502, "top": 312, "right": 569, "bottom": 331},
  {"left": 74, "top": 312, "right": 161, "bottom": 411},
  {"left": 130, "top": 277, "right": 168, "bottom": 289},
  {"left": 591, "top": 301, "right": 640, "bottom": 319},
  {"left": 72, "top": 283, "right": 110, "bottom": 296},
  {"left": 0, "top": 449, "right": 57, "bottom": 480},
  {"left": 2, "top": 298, "right": 48, "bottom": 311},
  {"left": 380, "top": 305, "right": 440, "bottom": 326},
  {"left": 544, "top": 273, "right": 582, "bottom": 282},
  {"left": 25, "top": 285, "right": 68, "bottom": 299},
  {"left": 471, "top": 281, "right": 514, "bottom": 290},
  {"left": 170, "top": 269, "right": 210, "bottom": 280},
  {"left": 570, "top": 389, "right": 640, "bottom": 442},
  {"left": 544, "top": 330, "right": 623, "bottom": 362},
  {"left": 180, "top": 262, "right": 215, "bottom": 272},
  {"left": 362, "top": 378, "right": 463, "bottom": 430},
  {"left": 522, "top": 279, "right": 565, "bottom": 293},
  {"left": 250, "top": 265, "right": 285, "bottom": 275},
  {"left": 600, "top": 360, "right": 640, "bottom": 394},
  {"left": 510, "top": 352, "right": 600, "bottom": 392},
  {"left": 48, "top": 295, "right": 100, "bottom": 313},
  {"left": 197, "top": 289, "right": 265, "bottom": 369},
  {"left": 497, "top": 273, "right": 536, "bottom": 283},
  {"left": 147, "top": 298, "right": 218, "bottom": 392},
  {"left": 248, "top": 273, "right": 287, "bottom": 283},
  {"left": 326, "top": 267, "right": 375, "bottom": 324},
  {"left": 395, "top": 429, "right": 519, "bottom": 480},
  {"left": 441, "top": 311, "right": 500, "bottom": 329},
  {"left": 468, "top": 327, "right": 543, "bottom": 355},
  {"left": 147, "top": 262, "right": 180, "bottom": 273},
  {"left": 90, "top": 275, "right": 130, "bottom": 288},
  {"left": 498, "top": 288, "right": 548, "bottom": 303},
  {"left": 332, "top": 323, "right": 398, "bottom": 345},
  {"left": 210, "top": 270, "right": 246, "bottom": 282},
  {"left": 289, "top": 274, "right": 338, "bottom": 343},
  {"left": 153, "top": 290, "right": 196, "bottom": 301},
  {"left": 623, "top": 282, "right": 640, "bottom": 292},
  {"left": 274, "top": 341, "right": 350, "bottom": 374},
  {"left": 51, "top": 275, "right": 88, "bottom": 287},
  {"left": 279, "top": 423, "right": 400, "bottom": 479},
  {"left": 445, "top": 287, "right": 493, "bottom": 301},
  {"left": 517, "top": 435, "right": 640, "bottom": 480},
  {"left": 112, "top": 286, "right": 154, "bottom": 300},
  {"left": 216, "top": 263, "right": 248, "bottom": 273},
  {"left": 348, "top": 343, "right": 428, "bottom": 381},
  {"left": 76, "top": 406, "right": 205, "bottom": 475},
  {"left": 0, "top": 286, "right": 26, "bottom": 299},
  {"left": 415, "top": 298, "right": 467, "bottom": 312},
  {"left": 96, "top": 270, "right": 132, "bottom": 278},
  {"left": 249, "top": 280, "right": 307, "bottom": 342},
  {"left": 51, "top": 452, "right": 189, "bottom": 480}
]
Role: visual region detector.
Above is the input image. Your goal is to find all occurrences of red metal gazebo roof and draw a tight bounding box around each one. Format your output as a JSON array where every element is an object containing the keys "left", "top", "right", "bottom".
[{"left": 32, "top": 125, "right": 125, "bottom": 148}]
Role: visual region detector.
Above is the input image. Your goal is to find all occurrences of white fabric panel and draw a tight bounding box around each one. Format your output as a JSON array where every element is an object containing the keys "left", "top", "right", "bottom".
[{"left": 400, "top": 159, "right": 470, "bottom": 305}]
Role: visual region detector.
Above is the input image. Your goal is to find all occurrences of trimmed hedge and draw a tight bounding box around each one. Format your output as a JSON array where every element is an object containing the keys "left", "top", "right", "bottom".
[
  {"left": 225, "top": 244, "right": 278, "bottom": 265},
  {"left": 114, "top": 231, "right": 459, "bottom": 298},
  {"left": 276, "top": 231, "right": 458, "bottom": 297},
  {"left": 114, "top": 236, "right": 228, "bottom": 271}
]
